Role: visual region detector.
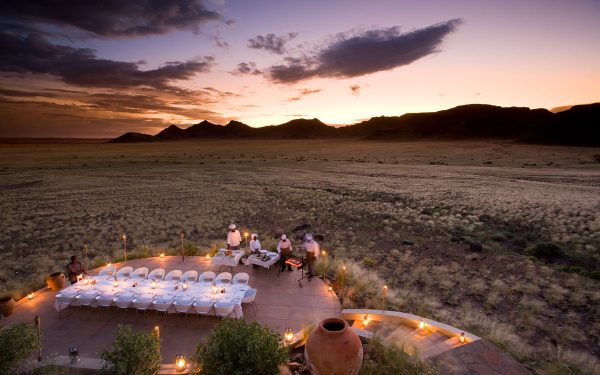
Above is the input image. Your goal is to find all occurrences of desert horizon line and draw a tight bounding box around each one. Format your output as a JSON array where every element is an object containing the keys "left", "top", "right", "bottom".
[{"left": 2, "top": 101, "right": 597, "bottom": 140}]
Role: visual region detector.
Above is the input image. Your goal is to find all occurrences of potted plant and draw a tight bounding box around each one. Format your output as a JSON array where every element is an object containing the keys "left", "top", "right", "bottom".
[
  {"left": 192, "top": 319, "right": 288, "bottom": 375},
  {"left": 0, "top": 323, "right": 40, "bottom": 374},
  {"left": 101, "top": 325, "right": 161, "bottom": 375},
  {"left": 46, "top": 272, "right": 66, "bottom": 291},
  {"left": 0, "top": 295, "right": 16, "bottom": 318}
]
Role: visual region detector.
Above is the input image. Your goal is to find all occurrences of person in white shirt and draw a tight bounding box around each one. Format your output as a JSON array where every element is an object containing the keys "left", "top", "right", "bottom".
[
  {"left": 303, "top": 234, "right": 319, "bottom": 279},
  {"left": 277, "top": 234, "right": 293, "bottom": 272},
  {"left": 226, "top": 224, "right": 242, "bottom": 250},
  {"left": 249, "top": 233, "right": 261, "bottom": 254}
]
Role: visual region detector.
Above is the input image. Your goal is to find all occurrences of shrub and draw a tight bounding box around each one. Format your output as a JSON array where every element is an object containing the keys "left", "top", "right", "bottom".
[
  {"left": 363, "top": 257, "right": 376, "bottom": 267},
  {"left": 191, "top": 319, "right": 288, "bottom": 375},
  {"left": 360, "top": 338, "right": 438, "bottom": 375},
  {"left": 101, "top": 325, "right": 161, "bottom": 375},
  {"left": 0, "top": 323, "right": 40, "bottom": 374},
  {"left": 526, "top": 243, "right": 565, "bottom": 262}
]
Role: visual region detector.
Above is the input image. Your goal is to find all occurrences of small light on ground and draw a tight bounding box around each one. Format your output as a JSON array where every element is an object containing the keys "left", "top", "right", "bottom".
[
  {"left": 363, "top": 315, "right": 370, "bottom": 327},
  {"left": 459, "top": 332, "right": 466, "bottom": 344},
  {"left": 175, "top": 355, "right": 186, "bottom": 372},
  {"left": 284, "top": 328, "right": 294, "bottom": 343},
  {"left": 27, "top": 292, "right": 34, "bottom": 300},
  {"left": 419, "top": 319, "right": 426, "bottom": 330},
  {"left": 160, "top": 253, "right": 165, "bottom": 258}
]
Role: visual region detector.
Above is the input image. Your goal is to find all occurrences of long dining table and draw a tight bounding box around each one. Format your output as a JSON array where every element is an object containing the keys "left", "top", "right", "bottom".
[{"left": 55, "top": 275, "right": 248, "bottom": 318}]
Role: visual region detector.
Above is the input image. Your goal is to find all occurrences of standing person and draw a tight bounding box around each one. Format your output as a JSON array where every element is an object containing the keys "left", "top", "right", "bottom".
[
  {"left": 66, "top": 255, "right": 88, "bottom": 285},
  {"left": 226, "top": 224, "right": 242, "bottom": 250},
  {"left": 303, "top": 234, "right": 319, "bottom": 280},
  {"left": 249, "top": 233, "right": 261, "bottom": 254},
  {"left": 277, "top": 234, "right": 293, "bottom": 272}
]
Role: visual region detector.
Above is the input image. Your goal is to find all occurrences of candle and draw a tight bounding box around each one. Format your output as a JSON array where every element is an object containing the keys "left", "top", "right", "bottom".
[{"left": 151, "top": 280, "right": 157, "bottom": 289}]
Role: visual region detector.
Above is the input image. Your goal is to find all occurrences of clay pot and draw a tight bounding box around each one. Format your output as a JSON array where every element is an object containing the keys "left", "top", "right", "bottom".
[
  {"left": 305, "top": 317, "right": 363, "bottom": 375},
  {"left": 0, "top": 296, "right": 16, "bottom": 318},
  {"left": 46, "top": 272, "right": 66, "bottom": 291}
]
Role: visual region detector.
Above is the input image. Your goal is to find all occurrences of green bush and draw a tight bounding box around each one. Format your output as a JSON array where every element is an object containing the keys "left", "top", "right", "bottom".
[
  {"left": 526, "top": 243, "right": 565, "bottom": 262},
  {"left": 101, "top": 325, "right": 161, "bottom": 375},
  {"left": 192, "top": 319, "right": 288, "bottom": 375},
  {"left": 362, "top": 257, "right": 376, "bottom": 268},
  {"left": 0, "top": 323, "right": 40, "bottom": 374},
  {"left": 360, "top": 338, "right": 438, "bottom": 375}
]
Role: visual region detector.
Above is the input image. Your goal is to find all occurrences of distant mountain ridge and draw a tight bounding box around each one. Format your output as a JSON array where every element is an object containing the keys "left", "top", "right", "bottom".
[{"left": 109, "top": 103, "right": 600, "bottom": 146}]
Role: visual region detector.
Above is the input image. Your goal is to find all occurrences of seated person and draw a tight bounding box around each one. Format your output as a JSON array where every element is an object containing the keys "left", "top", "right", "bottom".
[
  {"left": 66, "top": 255, "right": 88, "bottom": 284},
  {"left": 249, "top": 233, "right": 261, "bottom": 254}
]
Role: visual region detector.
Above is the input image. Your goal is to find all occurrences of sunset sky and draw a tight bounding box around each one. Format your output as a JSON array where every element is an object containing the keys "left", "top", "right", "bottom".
[{"left": 0, "top": 0, "right": 599, "bottom": 137}]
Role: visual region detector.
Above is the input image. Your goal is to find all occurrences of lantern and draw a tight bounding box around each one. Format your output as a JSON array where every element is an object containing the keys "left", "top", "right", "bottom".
[
  {"left": 151, "top": 280, "right": 157, "bottom": 289},
  {"left": 153, "top": 326, "right": 160, "bottom": 339},
  {"left": 27, "top": 292, "right": 35, "bottom": 300},
  {"left": 205, "top": 253, "right": 210, "bottom": 260},
  {"left": 182, "top": 282, "right": 188, "bottom": 291},
  {"left": 107, "top": 262, "right": 112, "bottom": 266},
  {"left": 113, "top": 279, "right": 119, "bottom": 287},
  {"left": 160, "top": 253, "right": 165, "bottom": 258},
  {"left": 284, "top": 328, "right": 294, "bottom": 343},
  {"left": 362, "top": 315, "right": 369, "bottom": 327},
  {"left": 175, "top": 355, "right": 186, "bottom": 372},
  {"left": 459, "top": 332, "right": 466, "bottom": 344},
  {"left": 419, "top": 318, "right": 425, "bottom": 330}
]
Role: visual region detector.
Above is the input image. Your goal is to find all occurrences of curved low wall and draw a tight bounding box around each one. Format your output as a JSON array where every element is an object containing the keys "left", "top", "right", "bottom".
[{"left": 341, "top": 309, "right": 481, "bottom": 343}]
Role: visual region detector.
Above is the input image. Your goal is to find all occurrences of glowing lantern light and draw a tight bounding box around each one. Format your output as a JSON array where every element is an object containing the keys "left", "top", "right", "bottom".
[
  {"left": 284, "top": 328, "right": 294, "bottom": 343},
  {"left": 160, "top": 253, "right": 165, "bottom": 258},
  {"left": 459, "top": 332, "right": 466, "bottom": 344},
  {"left": 206, "top": 253, "right": 210, "bottom": 260},
  {"left": 419, "top": 319, "right": 426, "bottom": 330},
  {"left": 27, "top": 292, "right": 35, "bottom": 300},
  {"left": 113, "top": 279, "right": 119, "bottom": 287},
  {"left": 151, "top": 280, "right": 157, "bottom": 289},
  {"left": 175, "top": 355, "right": 186, "bottom": 372},
  {"left": 363, "top": 315, "right": 370, "bottom": 327}
]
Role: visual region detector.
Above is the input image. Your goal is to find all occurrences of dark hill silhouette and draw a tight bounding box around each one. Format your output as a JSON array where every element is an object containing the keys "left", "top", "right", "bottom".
[
  {"left": 109, "top": 103, "right": 600, "bottom": 146},
  {"left": 109, "top": 132, "right": 156, "bottom": 143}
]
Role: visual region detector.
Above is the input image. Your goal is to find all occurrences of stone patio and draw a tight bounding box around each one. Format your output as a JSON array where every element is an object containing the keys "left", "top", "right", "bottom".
[{"left": 0, "top": 256, "right": 341, "bottom": 362}]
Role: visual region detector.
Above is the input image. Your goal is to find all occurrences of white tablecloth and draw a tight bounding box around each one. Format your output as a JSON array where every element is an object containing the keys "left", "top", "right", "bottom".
[
  {"left": 211, "top": 249, "right": 244, "bottom": 268},
  {"left": 54, "top": 276, "right": 248, "bottom": 318},
  {"left": 245, "top": 251, "right": 280, "bottom": 269}
]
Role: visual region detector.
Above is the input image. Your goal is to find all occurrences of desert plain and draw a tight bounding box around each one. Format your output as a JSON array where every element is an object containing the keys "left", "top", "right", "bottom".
[{"left": 0, "top": 139, "right": 599, "bottom": 373}]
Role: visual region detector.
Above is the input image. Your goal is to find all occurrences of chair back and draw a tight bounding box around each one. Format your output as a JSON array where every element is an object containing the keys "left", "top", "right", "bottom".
[
  {"left": 193, "top": 301, "right": 214, "bottom": 314},
  {"left": 214, "top": 302, "right": 235, "bottom": 317},
  {"left": 174, "top": 298, "right": 194, "bottom": 313},
  {"left": 116, "top": 266, "right": 133, "bottom": 278},
  {"left": 216, "top": 272, "right": 232, "bottom": 285},
  {"left": 165, "top": 270, "right": 182, "bottom": 281},
  {"left": 152, "top": 299, "right": 172, "bottom": 312},
  {"left": 182, "top": 270, "right": 198, "bottom": 282},
  {"left": 148, "top": 268, "right": 165, "bottom": 280},
  {"left": 233, "top": 272, "right": 249, "bottom": 285},
  {"left": 199, "top": 271, "right": 216, "bottom": 284},
  {"left": 132, "top": 267, "right": 149, "bottom": 279}
]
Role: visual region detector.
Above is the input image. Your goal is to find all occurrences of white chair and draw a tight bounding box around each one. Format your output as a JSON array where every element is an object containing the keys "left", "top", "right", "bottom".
[
  {"left": 199, "top": 271, "right": 216, "bottom": 284},
  {"left": 132, "top": 267, "right": 149, "bottom": 279},
  {"left": 232, "top": 272, "right": 249, "bottom": 285},
  {"left": 165, "top": 270, "right": 182, "bottom": 281},
  {"left": 132, "top": 297, "right": 153, "bottom": 313},
  {"left": 75, "top": 293, "right": 96, "bottom": 309},
  {"left": 96, "top": 293, "right": 114, "bottom": 309},
  {"left": 99, "top": 266, "right": 116, "bottom": 277},
  {"left": 152, "top": 297, "right": 173, "bottom": 316},
  {"left": 174, "top": 298, "right": 194, "bottom": 316},
  {"left": 242, "top": 288, "right": 258, "bottom": 315},
  {"left": 116, "top": 266, "right": 133, "bottom": 278},
  {"left": 148, "top": 268, "right": 165, "bottom": 280},
  {"left": 114, "top": 296, "right": 133, "bottom": 312},
  {"left": 216, "top": 272, "right": 232, "bottom": 286},
  {"left": 181, "top": 270, "right": 198, "bottom": 283},
  {"left": 193, "top": 300, "right": 214, "bottom": 317},
  {"left": 214, "top": 302, "right": 236, "bottom": 319}
]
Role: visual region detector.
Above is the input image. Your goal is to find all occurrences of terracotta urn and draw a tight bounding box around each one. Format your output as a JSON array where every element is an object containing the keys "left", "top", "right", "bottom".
[
  {"left": 0, "top": 296, "right": 16, "bottom": 318},
  {"left": 46, "top": 272, "right": 66, "bottom": 291},
  {"left": 305, "top": 317, "right": 363, "bottom": 375}
]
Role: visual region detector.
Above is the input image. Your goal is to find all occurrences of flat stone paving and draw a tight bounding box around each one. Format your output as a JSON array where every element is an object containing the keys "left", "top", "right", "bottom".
[{"left": 0, "top": 256, "right": 341, "bottom": 362}]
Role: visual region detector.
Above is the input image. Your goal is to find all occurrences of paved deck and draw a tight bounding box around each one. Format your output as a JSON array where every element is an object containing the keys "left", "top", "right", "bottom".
[{"left": 0, "top": 256, "right": 341, "bottom": 362}]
